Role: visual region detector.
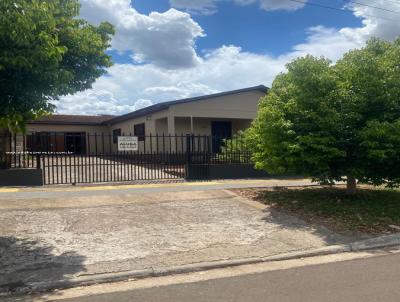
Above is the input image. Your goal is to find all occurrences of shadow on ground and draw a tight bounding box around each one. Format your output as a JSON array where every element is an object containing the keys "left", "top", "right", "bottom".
[
  {"left": 247, "top": 186, "right": 400, "bottom": 240},
  {"left": 0, "top": 236, "right": 85, "bottom": 295},
  {"left": 262, "top": 207, "right": 360, "bottom": 245},
  {"left": 232, "top": 187, "right": 371, "bottom": 245}
]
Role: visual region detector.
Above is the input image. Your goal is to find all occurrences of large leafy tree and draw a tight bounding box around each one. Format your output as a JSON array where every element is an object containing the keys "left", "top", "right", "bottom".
[
  {"left": 0, "top": 0, "right": 114, "bottom": 132},
  {"left": 247, "top": 38, "right": 400, "bottom": 194}
]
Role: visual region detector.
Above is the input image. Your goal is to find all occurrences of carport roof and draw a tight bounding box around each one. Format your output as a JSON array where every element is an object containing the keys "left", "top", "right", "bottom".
[{"left": 106, "top": 85, "right": 268, "bottom": 125}]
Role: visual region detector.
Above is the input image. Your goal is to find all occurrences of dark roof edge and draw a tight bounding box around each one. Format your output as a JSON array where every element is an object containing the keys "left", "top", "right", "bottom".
[
  {"left": 28, "top": 121, "right": 108, "bottom": 126},
  {"left": 107, "top": 85, "right": 268, "bottom": 125}
]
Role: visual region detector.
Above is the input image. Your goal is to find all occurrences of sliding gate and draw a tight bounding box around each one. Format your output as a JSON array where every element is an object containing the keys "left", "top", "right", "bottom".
[{"left": 40, "top": 133, "right": 189, "bottom": 184}]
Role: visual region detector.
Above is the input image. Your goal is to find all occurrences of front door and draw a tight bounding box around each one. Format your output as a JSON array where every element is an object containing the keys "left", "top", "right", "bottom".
[
  {"left": 211, "top": 121, "right": 232, "bottom": 153},
  {"left": 65, "top": 133, "right": 86, "bottom": 154}
]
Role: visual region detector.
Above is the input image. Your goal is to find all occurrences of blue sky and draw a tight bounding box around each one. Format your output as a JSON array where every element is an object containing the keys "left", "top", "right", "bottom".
[
  {"left": 55, "top": 0, "right": 400, "bottom": 115},
  {"left": 134, "top": 0, "right": 362, "bottom": 56}
]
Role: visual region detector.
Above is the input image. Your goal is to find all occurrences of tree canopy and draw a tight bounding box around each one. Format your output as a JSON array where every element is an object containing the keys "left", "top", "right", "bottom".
[
  {"left": 0, "top": 0, "right": 114, "bottom": 132},
  {"left": 247, "top": 38, "right": 400, "bottom": 194}
]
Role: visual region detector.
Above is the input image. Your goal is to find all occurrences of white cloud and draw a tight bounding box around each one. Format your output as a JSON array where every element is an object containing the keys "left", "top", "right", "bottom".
[
  {"left": 55, "top": 46, "right": 284, "bottom": 114},
  {"left": 288, "top": 0, "right": 400, "bottom": 62},
  {"left": 52, "top": 90, "right": 152, "bottom": 115},
  {"left": 343, "top": 0, "right": 400, "bottom": 41},
  {"left": 59, "top": 0, "right": 400, "bottom": 115},
  {"left": 280, "top": 0, "right": 400, "bottom": 64},
  {"left": 134, "top": 99, "right": 153, "bottom": 110},
  {"left": 287, "top": 26, "right": 364, "bottom": 62},
  {"left": 79, "top": 0, "right": 204, "bottom": 68},
  {"left": 170, "top": 0, "right": 306, "bottom": 14},
  {"left": 59, "top": 31, "right": 353, "bottom": 115}
]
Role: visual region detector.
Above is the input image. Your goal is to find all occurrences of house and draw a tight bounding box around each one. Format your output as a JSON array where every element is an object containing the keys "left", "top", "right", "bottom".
[
  {"left": 25, "top": 85, "right": 268, "bottom": 154},
  {"left": 26, "top": 115, "right": 113, "bottom": 154}
]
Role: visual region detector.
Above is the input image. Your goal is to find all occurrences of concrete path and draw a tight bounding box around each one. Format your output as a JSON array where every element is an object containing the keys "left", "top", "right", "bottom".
[
  {"left": 56, "top": 252, "right": 400, "bottom": 302},
  {"left": 0, "top": 181, "right": 353, "bottom": 293}
]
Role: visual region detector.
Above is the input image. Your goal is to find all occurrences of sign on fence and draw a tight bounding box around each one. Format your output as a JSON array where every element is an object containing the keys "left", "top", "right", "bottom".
[{"left": 117, "top": 136, "right": 138, "bottom": 151}]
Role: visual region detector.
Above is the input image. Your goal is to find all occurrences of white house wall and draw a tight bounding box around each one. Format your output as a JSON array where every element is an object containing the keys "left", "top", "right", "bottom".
[
  {"left": 109, "top": 109, "right": 169, "bottom": 135},
  {"left": 169, "top": 90, "right": 264, "bottom": 120},
  {"left": 109, "top": 109, "right": 170, "bottom": 152}
]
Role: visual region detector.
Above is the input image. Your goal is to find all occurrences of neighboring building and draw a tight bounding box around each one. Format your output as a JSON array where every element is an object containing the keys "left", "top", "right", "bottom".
[
  {"left": 26, "top": 115, "right": 113, "bottom": 154},
  {"left": 25, "top": 85, "right": 268, "bottom": 153}
]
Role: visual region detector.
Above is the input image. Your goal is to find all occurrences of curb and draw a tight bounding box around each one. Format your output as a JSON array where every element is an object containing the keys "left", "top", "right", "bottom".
[{"left": 2, "top": 233, "right": 400, "bottom": 296}]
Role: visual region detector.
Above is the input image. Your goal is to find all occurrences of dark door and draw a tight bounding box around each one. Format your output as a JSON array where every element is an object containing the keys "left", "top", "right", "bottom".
[
  {"left": 211, "top": 121, "right": 232, "bottom": 153},
  {"left": 65, "top": 133, "right": 86, "bottom": 154}
]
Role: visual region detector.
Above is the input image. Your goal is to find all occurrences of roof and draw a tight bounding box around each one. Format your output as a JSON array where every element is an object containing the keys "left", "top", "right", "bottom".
[
  {"left": 29, "top": 114, "right": 115, "bottom": 125},
  {"left": 107, "top": 85, "right": 268, "bottom": 125},
  {"left": 27, "top": 85, "right": 268, "bottom": 126}
]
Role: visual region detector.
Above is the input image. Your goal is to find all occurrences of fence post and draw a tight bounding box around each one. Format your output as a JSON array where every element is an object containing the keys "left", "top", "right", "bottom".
[
  {"left": 36, "top": 154, "right": 41, "bottom": 169},
  {"left": 4, "top": 132, "right": 12, "bottom": 169},
  {"left": 185, "top": 134, "right": 192, "bottom": 179}
]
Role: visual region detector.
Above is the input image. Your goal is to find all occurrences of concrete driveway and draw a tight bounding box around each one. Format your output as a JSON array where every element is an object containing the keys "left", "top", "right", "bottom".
[{"left": 0, "top": 181, "right": 354, "bottom": 293}]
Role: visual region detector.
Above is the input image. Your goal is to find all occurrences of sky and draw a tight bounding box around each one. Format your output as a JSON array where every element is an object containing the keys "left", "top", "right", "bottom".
[{"left": 53, "top": 0, "right": 400, "bottom": 115}]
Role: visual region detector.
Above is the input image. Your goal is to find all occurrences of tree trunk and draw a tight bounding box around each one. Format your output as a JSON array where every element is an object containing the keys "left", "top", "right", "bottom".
[{"left": 346, "top": 176, "right": 357, "bottom": 195}]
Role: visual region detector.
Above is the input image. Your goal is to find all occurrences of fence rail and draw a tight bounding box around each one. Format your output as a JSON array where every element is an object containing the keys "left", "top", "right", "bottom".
[{"left": 0, "top": 132, "right": 252, "bottom": 184}]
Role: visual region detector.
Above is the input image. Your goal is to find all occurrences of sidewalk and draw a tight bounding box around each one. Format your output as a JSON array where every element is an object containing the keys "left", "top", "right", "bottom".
[
  {"left": 0, "top": 182, "right": 354, "bottom": 295},
  {"left": 0, "top": 178, "right": 316, "bottom": 200}
]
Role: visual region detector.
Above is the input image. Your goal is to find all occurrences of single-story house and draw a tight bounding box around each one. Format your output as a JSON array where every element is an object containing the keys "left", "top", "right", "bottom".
[{"left": 25, "top": 85, "right": 268, "bottom": 154}]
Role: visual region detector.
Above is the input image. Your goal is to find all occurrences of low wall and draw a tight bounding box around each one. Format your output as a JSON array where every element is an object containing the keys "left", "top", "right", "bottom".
[
  {"left": 0, "top": 169, "right": 43, "bottom": 186},
  {"left": 186, "top": 164, "right": 269, "bottom": 180},
  {"left": 209, "top": 164, "right": 269, "bottom": 179}
]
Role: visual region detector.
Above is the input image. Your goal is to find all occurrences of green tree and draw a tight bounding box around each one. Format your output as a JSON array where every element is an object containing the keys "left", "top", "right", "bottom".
[
  {"left": 0, "top": 0, "right": 114, "bottom": 132},
  {"left": 217, "top": 131, "right": 251, "bottom": 163},
  {"left": 248, "top": 38, "right": 400, "bottom": 194}
]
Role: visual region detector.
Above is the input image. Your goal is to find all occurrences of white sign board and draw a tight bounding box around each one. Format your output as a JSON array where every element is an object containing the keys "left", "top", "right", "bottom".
[{"left": 117, "top": 136, "right": 138, "bottom": 152}]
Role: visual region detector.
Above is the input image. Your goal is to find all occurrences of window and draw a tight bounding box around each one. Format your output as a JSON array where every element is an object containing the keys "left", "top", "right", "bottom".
[
  {"left": 134, "top": 123, "right": 145, "bottom": 141},
  {"left": 113, "top": 128, "right": 121, "bottom": 144},
  {"left": 26, "top": 132, "right": 49, "bottom": 152}
]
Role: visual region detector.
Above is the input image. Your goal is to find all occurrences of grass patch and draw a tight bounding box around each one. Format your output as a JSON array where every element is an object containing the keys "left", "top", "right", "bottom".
[{"left": 236, "top": 186, "right": 400, "bottom": 235}]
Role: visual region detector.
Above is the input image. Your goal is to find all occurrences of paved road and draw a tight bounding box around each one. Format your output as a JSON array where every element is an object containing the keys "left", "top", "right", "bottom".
[{"left": 60, "top": 253, "right": 400, "bottom": 302}]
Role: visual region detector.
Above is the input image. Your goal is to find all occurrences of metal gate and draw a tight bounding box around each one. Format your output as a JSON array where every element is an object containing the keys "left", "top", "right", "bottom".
[
  {"left": 39, "top": 133, "right": 189, "bottom": 184},
  {"left": 1, "top": 133, "right": 256, "bottom": 185}
]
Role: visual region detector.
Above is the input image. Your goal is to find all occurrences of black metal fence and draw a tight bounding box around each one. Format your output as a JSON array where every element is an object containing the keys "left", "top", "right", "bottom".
[
  {"left": 0, "top": 133, "right": 40, "bottom": 169},
  {"left": 0, "top": 132, "right": 253, "bottom": 185}
]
